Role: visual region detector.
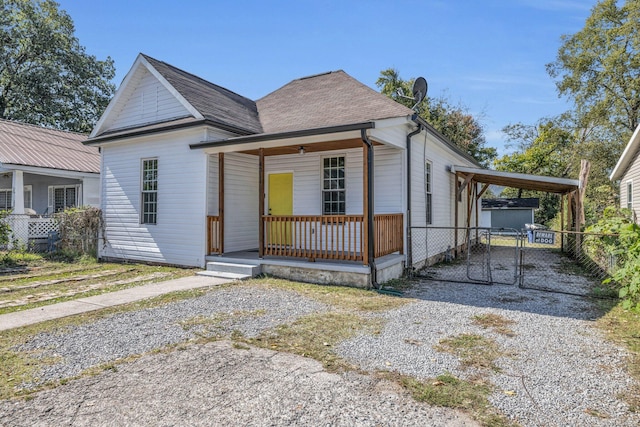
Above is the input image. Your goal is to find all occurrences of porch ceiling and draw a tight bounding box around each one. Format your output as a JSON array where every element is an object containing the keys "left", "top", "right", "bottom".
[
  {"left": 452, "top": 165, "right": 580, "bottom": 194},
  {"left": 238, "top": 138, "right": 382, "bottom": 156}
]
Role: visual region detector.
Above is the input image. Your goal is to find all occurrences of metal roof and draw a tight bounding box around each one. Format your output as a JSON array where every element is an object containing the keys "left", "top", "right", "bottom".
[
  {"left": 451, "top": 165, "right": 580, "bottom": 194},
  {"left": 0, "top": 119, "right": 99, "bottom": 173}
]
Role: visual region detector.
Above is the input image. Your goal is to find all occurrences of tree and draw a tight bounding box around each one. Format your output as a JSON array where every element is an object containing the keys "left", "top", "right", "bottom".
[
  {"left": 0, "top": 0, "right": 115, "bottom": 132},
  {"left": 547, "top": 0, "right": 640, "bottom": 142},
  {"left": 495, "top": 118, "right": 576, "bottom": 224},
  {"left": 376, "top": 68, "right": 497, "bottom": 167}
]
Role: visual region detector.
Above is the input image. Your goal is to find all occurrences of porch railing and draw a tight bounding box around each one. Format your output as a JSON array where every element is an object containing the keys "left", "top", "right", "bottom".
[
  {"left": 207, "top": 216, "right": 221, "bottom": 254},
  {"left": 374, "top": 213, "right": 404, "bottom": 257},
  {"left": 207, "top": 213, "right": 404, "bottom": 261}
]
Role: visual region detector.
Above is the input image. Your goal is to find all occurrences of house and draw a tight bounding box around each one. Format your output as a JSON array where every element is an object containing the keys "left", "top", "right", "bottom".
[
  {"left": 610, "top": 124, "right": 640, "bottom": 221},
  {"left": 480, "top": 198, "right": 539, "bottom": 231},
  {"left": 85, "top": 54, "right": 479, "bottom": 287},
  {"left": 0, "top": 119, "right": 100, "bottom": 246}
]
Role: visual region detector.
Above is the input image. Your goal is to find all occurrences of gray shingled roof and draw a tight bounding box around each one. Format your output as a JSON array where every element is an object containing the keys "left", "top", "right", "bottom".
[
  {"left": 142, "top": 55, "right": 262, "bottom": 134},
  {"left": 0, "top": 119, "right": 99, "bottom": 173},
  {"left": 256, "top": 70, "right": 413, "bottom": 134}
]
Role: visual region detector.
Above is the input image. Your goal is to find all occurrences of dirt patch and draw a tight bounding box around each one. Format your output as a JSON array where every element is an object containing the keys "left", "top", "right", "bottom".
[{"left": 0, "top": 341, "right": 477, "bottom": 427}]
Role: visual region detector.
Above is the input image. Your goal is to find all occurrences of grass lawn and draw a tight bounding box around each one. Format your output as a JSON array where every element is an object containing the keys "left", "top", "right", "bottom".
[{"left": 0, "top": 251, "right": 196, "bottom": 315}]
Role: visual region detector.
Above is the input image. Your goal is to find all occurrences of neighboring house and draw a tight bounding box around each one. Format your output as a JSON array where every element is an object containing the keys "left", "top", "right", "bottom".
[
  {"left": 610, "top": 124, "right": 640, "bottom": 222},
  {"left": 480, "top": 198, "right": 539, "bottom": 230},
  {"left": 86, "top": 54, "right": 479, "bottom": 286},
  {"left": 0, "top": 119, "right": 100, "bottom": 245}
]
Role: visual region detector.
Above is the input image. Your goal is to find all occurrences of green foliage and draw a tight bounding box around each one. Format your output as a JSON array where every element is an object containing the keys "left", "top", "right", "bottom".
[
  {"left": 53, "top": 206, "right": 104, "bottom": 258},
  {"left": 585, "top": 207, "right": 640, "bottom": 311},
  {"left": 0, "top": 0, "right": 115, "bottom": 132},
  {"left": 547, "top": 0, "right": 640, "bottom": 140},
  {"left": 0, "top": 210, "right": 10, "bottom": 246},
  {"left": 376, "top": 68, "right": 497, "bottom": 167}
]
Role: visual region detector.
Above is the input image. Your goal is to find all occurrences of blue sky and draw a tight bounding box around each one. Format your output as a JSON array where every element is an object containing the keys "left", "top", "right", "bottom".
[{"left": 56, "top": 0, "right": 595, "bottom": 155}]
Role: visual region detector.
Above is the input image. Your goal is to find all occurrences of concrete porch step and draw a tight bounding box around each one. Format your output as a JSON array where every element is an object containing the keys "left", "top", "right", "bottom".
[
  {"left": 197, "top": 261, "right": 262, "bottom": 280},
  {"left": 196, "top": 270, "right": 252, "bottom": 280}
]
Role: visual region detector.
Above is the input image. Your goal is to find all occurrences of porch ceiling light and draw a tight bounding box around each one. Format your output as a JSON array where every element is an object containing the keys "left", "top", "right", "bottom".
[{"left": 299, "top": 146, "right": 305, "bottom": 155}]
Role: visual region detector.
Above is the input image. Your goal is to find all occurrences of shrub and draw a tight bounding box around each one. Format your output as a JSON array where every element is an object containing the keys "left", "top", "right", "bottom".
[
  {"left": 54, "top": 207, "right": 105, "bottom": 258},
  {"left": 0, "top": 210, "right": 10, "bottom": 247},
  {"left": 586, "top": 207, "right": 640, "bottom": 311}
]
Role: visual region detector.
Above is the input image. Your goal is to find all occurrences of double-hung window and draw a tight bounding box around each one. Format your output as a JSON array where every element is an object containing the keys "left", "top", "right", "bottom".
[
  {"left": 141, "top": 158, "right": 158, "bottom": 224},
  {"left": 322, "top": 156, "right": 345, "bottom": 215},
  {"left": 627, "top": 181, "right": 633, "bottom": 211},
  {"left": 425, "top": 160, "right": 433, "bottom": 224}
]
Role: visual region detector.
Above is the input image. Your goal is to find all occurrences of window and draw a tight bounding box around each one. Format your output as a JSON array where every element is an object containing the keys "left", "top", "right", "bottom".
[
  {"left": 627, "top": 181, "right": 633, "bottom": 211},
  {"left": 0, "top": 189, "right": 11, "bottom": 210},
  {"left": 1, "top": 186, "right": 33, "bottom": 211},
  {"left": 141, "top": 158, "right": 158, "bottom": 224},
  {"left": 48, "top": 185, "right": 79, "bottom": 213},
  {"left": 322, "top": 156, "right": 345, "bottom": 215},
  {"left": 425, "top": 161, "right": 432, "bottom": 224}
]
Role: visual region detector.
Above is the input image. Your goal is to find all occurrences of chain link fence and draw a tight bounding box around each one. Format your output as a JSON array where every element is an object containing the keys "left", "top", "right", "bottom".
[{"left": 410, "top": 226, "right": 620, "bottom": 297}]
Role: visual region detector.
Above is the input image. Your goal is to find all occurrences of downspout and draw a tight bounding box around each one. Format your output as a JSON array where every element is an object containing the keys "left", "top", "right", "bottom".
[
  {"left": 406, "top": 117, "right": 423, "bottom": 277},
  {"left": 361, "top": 128, "right": 377, "bottom": 288}
]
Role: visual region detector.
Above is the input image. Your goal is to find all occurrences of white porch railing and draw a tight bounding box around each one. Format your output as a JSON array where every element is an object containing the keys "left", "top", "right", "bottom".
[{"left": 2, "top": 214, "right": 58, "bottom": 248}]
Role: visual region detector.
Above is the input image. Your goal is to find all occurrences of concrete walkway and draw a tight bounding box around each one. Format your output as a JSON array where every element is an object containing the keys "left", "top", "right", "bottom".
[{"left": 0, "top": 275, "right": 231, "bottom": 332}]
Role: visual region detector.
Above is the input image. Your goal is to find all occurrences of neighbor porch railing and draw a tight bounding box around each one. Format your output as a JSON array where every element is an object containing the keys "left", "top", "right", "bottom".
[{"left": 207, "top": 213, "right": 403, "bottom": 262}]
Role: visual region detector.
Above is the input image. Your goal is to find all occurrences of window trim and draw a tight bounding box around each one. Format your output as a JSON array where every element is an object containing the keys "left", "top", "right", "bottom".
[
  {"left": 627, "top": 180, "right": 633, "bottom": 211},
  {"left": 141, "top": 158, "right": 158, "bottom": 225},
  {"left": 321, "top": 154, "right": 346, "bottom": 215},
  {"left": 425, "top": 160, "right": 433, "bottom": 225}
]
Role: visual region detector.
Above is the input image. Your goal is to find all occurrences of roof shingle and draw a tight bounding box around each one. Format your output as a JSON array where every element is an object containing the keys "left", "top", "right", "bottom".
[
  {"left": 142, "top": 55, "right": 262, "bottom": 134},
  {"left": 256, "top": 70, "right": 413, "bottom": 134}
]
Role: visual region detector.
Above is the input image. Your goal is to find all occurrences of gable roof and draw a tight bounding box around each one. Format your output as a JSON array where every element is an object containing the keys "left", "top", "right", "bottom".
[
  {"left": 610, "top": 124, "right": 640, "bottom": 181},
  {"left": 0, "top": 119, "right": 99, "bottom": 174},
  {"left": 256, "top": 70, "right": 413, "bottom": 134},
  {"left": 88, "top": 55, "right": 415, "bottom": 144},
  {"left": 141, "top": 55, "right": 262, "bottom": 135}
]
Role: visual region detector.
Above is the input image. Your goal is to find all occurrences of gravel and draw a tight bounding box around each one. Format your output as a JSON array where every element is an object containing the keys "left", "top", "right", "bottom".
[
  {"left": 4, "top": 277, "right": 640, "bottom": 426},
  {"left": 337, "top": 281, "right": 639, "bottom": 426},
  {"left": 18, "top": 286, "right": 328, "bottom": 384}
]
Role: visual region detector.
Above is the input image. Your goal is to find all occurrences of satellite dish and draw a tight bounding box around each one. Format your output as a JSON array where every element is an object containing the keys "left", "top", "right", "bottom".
[{"left": 412, "top": 77, "right": 428, "bottom": 107}]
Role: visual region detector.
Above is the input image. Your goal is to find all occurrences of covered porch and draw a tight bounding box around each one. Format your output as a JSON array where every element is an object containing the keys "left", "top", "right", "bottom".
[{"left": 194, "top": 126, "right": 407, "bottom": 285}]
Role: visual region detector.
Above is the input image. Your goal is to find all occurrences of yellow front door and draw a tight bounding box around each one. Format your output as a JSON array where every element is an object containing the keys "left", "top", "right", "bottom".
[{"left": 268, "top": 173, "right": 293, "bottom": 245}]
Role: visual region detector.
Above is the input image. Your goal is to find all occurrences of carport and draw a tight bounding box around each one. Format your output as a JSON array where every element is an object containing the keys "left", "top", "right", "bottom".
[{"left": 450, "top": 163, "right": 586, "bottom": 253}]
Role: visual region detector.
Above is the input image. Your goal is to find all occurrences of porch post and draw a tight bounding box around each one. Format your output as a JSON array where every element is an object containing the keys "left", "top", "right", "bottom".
[
  {"left": 258, "top": 148, "right": 265, "bottom": 258},
  {"left": 363, "top": 140, "right": 369, "bottom": 266},
  {"left": 9, "top": 170, "right": 28, "bottom": 249},
  {"left": 12, "top": 170, "right": 25, "bottom": 214},
  {"left": 218, "top": 153, "right": 224, "bottom": 254},
  {"left": 454, "top": 173, "right": 460, "bottom": 255}
]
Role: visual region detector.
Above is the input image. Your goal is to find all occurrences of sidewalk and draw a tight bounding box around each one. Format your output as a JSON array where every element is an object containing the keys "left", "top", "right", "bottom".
[{"left": 0, "top": 275, "right": 231, "bottom": 332}]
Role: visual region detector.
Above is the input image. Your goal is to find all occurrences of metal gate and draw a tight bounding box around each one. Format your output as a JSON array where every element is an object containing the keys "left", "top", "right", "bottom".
[{"left": 412, "top": 226, "right": 616, "bottom": 297}]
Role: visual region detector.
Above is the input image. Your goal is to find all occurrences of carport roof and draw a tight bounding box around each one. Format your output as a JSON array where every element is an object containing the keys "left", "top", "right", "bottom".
[{"left": 451, "top": 165, "right": 580, "bottom": 194}]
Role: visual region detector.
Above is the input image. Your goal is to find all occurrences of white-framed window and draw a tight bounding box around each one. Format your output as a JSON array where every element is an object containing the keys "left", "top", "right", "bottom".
[
  {"left": 141, "top": 158, "right": 158, "bottom": 224},
  {"left": 48, "top": 185, "right": 80, "bottom": 213},
  {"left": 322, "top": 156, "right": 345, "bottom": 215},
  {"left": 627, "top": 181, "right": 633, "bottom": 211},
  {"left": 1, "top": 186, "right": 33, "bottom": 211},
  {"left": 425, "top": 160, "right": 433, "bottom": 224}
]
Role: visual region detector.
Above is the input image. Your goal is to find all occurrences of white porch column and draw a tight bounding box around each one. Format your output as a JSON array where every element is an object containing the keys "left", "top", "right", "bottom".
[
  {"left": 12, "top": 170, "right": 25, "bottom": 214},
  {"left": 8, "top": 170, "right": 28, "bottom": 249}
]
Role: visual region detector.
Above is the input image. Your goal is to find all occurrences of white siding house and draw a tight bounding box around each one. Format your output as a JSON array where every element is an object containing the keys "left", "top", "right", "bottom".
[
  {"left": 87, "top": 54, "right": 479, "bottom": 286},
  {"left": 611, "top": 124, "right": 640, "bottom": 222}
]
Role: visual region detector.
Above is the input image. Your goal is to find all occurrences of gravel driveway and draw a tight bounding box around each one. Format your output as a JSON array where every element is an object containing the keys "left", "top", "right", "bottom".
[{"left": 1, "top": 279, "right": 638, "bottom": 426}]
